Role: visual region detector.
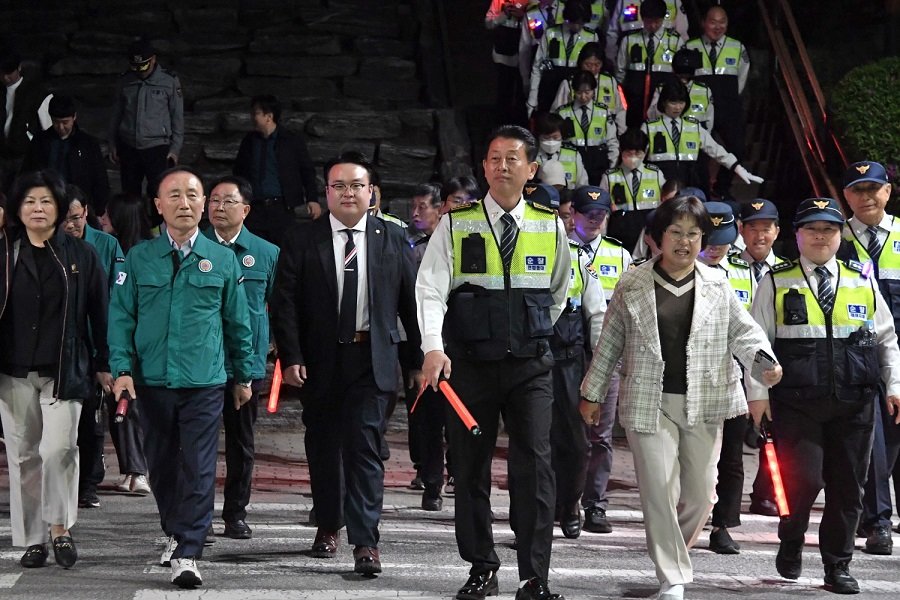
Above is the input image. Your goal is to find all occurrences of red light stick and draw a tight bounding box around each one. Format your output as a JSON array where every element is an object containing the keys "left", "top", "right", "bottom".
[
  {"left": 267, "top": 359, "right": 283, "bottom": 413},
  {"left": 761, "top": 420, "right": 790, "bottom": 517}
]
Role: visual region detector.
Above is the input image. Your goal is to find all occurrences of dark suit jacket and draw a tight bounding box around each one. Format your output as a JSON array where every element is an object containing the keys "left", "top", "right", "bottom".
[
  {"left": 270, "top": 214, "right": 422, "bottom": 397},
  {"left": 233, "top": 127, "right": 319, "bottom": 209}
]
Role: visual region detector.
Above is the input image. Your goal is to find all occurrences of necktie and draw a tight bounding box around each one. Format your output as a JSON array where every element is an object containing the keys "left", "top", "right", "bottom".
[
  {"left": 867, "top": 225, "right": 883, "bottom": 259},
  {"left": 339, "top": 229, "right": 358, "bottom": 343},
  {"left": 499, "top": 213, "right": 518, "bottom": 270},
  {"left": 580, "top": 105, "right": 590, "bottom": 132},
  {"left": 566, "top": 32, "right": 577, "bottom": 60},
  {"left": 670, "top": 119, "right": 680, "bottom": 149},
  {"left": 646, "top": 35, "right": 655, "bottom": 65},
  {"left": 709, "top": 41, "right": 718, "bottom": 66},
  {"left": 752, "top": 261, "right": 765, "bottom": 283},
  {"left": 631, "top": 170, "right": 641, "bottom": 199},
  {"left": 815, "top": 265, "right": 834, "bottom": 316}
]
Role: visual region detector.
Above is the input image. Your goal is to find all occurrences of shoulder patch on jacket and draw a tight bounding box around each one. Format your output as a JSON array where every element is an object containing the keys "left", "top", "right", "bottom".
[
  {"left": 601, "top": 235, "right": 623, "bottom": 247},
  {"left": 528, "top": 201, "right": 556, "bottom": 214},
  {"left": 644, "top": 163, "right": 660, "bottom": 171},
  {"left": 116, "top": 256, "right": 126, "bottom": 263},
  {"left": 684, "top": 116, "right": 700, "bottom": 125},
  {"left": 448, "top": 200, "right": 479, "bottom": 213},
  {"left": 727, "top": 255, "right": 749, "bottom": 268}
]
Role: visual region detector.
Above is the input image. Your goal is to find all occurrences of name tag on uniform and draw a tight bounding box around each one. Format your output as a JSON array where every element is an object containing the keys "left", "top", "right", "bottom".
[
  {"left": 643, "top": 189, "right": 655, "bottom": 198},
  {"left": 848, "top": 304, "right": 867, "bottom": 320},
  {"left": 725, "top": 57, "right": 737, "bottom": 65},
  {"left": 115, "top": 272, "right": 127, "bottom": 285},
  {"left": 526, "top": 256, "right": 547, "bottom": 272},
  {"left": 691, "top": 103, "right": 704, "bottom": 112},
  {"left": 893, "top": 240, "right": 900, "bottom": 253},
  {"left": 569, "top": 266, "right": 576, "bottom": 283},
  {"left": 565, "top": 172, "right": 573, "bottom": 180},
  {"left": 594, "top": 126, "right": 603, "bottom": 135},
  {"left": 599, "top": 264, "right": 618, "bottom": 277},
  {"left": 602, "top": 95, "right": 612, "bottom": 104},
  {"left": 686, "top": 141, "right": 697, "bottom": 149},
  {"left": 736, "top": 289, "right": 750, "bottom": 303}
]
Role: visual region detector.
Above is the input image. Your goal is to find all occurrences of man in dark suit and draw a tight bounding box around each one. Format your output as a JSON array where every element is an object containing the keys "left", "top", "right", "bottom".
[
  {"left": 270, "top": 151, "right": 422, "bottom": 576},
  {"left": 233, "top": 94, "right": 320, "bottom": 246}
]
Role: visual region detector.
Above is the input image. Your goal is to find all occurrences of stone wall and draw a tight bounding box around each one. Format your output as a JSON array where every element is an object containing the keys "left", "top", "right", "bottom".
[{"left": 1, "top": 0, "right": 472, "bottom": 218}]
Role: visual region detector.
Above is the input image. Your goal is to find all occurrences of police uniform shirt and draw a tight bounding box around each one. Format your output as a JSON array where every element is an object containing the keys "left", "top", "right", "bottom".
[
  {"left": 746, "top": 255, "right": 900, "bottom": 401},
  {"left": 698, "top": 34, "right": 750, "bottom": 93},
  {"left": 647, "top": 80, "right": 715, "bottom": 129},
  {"left": 605, "top": 0, "right": 689, "bottom": 63},
  {"left": 416, "top": 192, "right": 571, "bottom": 355},
  {"left": 574, "top": 242, "right": 608, "bottom": 349},
  {"left": 330, "top": 213, "right": 370, "bottom": 333},
  {"left": 847, "top": 213, "right": 893, "bottom": 257},
  {"left": 740, "top": 247, "right": 780, "bottom": 290},
  {"left": 4, "top": 76, "right": 53, "bottom": 138},
  {"left": 571, "top": 231, "right": 634, "bottom": 296},
  {"left": 550, "top": 78, "right": 628, "bottom": 134},
  {"left": 641, "top": 116, "right": 738, "bottom": 169}
]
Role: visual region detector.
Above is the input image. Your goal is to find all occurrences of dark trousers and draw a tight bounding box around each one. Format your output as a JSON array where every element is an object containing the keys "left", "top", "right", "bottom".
[
  {"left": 77, "top": 388, "right": 105, "bottom": 494},
  {"left": 711, "top": 415, "right": 747, "bottom": 528},
  {"left": 550, "top": 353, "right": 588, "bottom": 514},
  {"left": 222, "top": 379, "right": 261, "bottom": 523},
  {"left": 117, "top": 141, "right": 169, "bottom": 198},
  {"left": 446, "top": 354, "right": 555, "bottom": 582},
  {"left": 404, "top": 381, "right": 445, "bottom": 495},
  {"left": 105, "top": 392, "right": 147, "bottom": 475},
  {"left": 582, "top": 368, "right": 620, "bottom": 510},
  {"left": 860, "top": 390, "right": 900, "bottom": 528},
  {"left": 302, "top": 343, "right": 390, "bottom": 548},
  {"left": 137, "top": 384, "right": 224, "bottom": 560},
  {"left": 772, "top": 395, "right": 875, "bottom": 565}
]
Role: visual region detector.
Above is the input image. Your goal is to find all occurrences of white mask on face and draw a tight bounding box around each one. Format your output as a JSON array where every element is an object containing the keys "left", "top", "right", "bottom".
[
  {"left": 622, "top": 155, "right": 643, "bottom": 170},
  {"left": 540, "top": 139, "right": 561, "bottom": 155}
]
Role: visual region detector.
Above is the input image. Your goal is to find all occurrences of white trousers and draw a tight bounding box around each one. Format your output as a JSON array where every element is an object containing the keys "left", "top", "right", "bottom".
[
  {"left": 626, "top": 392, "right": 723, "bottom": 587},
  {"left": 0, "top": 373, "right": 81, "bottom": 547}
]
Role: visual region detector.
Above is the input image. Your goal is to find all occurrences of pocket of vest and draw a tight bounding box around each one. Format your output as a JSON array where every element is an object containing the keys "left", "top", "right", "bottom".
[
  {"left": 774, "top": 339, "right": 818, "bottom": 387},
  {"left": 845, "top": 344, "right": 880, "bottom": 386},
  {"left": 523, "top": 292, "right": 554, "bottom": 338},
  {"left": 447, "top": 290, "right": 491, "bottom": 341}
]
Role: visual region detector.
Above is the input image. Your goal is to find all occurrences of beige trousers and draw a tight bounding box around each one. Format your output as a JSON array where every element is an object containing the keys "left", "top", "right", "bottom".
[
  {"left": 626, "top": 392, "right": 723, "bottom": 587},
  {"left": 0, "top": 372, "right": 81, "bottom": 547}
]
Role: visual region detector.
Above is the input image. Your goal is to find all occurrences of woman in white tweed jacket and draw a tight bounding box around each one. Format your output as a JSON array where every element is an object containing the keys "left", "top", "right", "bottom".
[{"left": 579, "top": 196, "right": 782, "bottom": 600}]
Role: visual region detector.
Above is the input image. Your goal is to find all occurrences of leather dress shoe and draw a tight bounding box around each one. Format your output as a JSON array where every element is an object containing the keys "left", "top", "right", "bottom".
[
  {"left": 560, "top": 508, "right": 582, "bottom": 539},
  {"left": 455, "top": 571, "right": 499, "bottom": 600},
  {"left": 515, "top": 577, "right": 564, "bottom": 599},
  {"left": 749, "top": 498, "right": 779, "bottom": 517},
  {"left": 776, "top": 539, "right": 803, "bottom": 579},
  {"left": 52, "top": 535, "right": 78, "bottom": 569},
  {"left": 863, "top": 524, "right": 893, "bottom": 555},
  {"left": 824, "top": 561, "right": 860, "bottom": 594},
  {"left": 353, "top": 545, "right": 381, "bottom": 575},
  {"left": 422, "top": 493, "right": 443, "bottom": 511},
  {"left": 709, "top": 527, "right": 740, "bottom": 554},
  {"left": 224, "top": 519, "right": 252, "bottom": 539},
  {"left": 20, "top": 544, "right": 48, "bottom": 568},
  {"left": 310, "top": 529, "right": 338, "bottom": 558},
  {"left": 582, "top": 507, "right": 612, "bottom": 533}
]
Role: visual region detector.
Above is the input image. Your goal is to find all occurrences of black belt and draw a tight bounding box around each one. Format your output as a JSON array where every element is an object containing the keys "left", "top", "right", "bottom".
[
  {"left": 257, "top": 196, "right": 284, "bottom": 207},
  {"left": 340, "top": 331, "right": 370, "bottom": 344}
]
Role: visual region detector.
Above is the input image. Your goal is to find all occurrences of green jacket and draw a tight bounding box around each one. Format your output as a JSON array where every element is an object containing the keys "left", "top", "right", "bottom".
[
  {"left": 203, "top": 225, "right": 279, "bottom": 380},
  {"left": 108, "top": 232, "right": 253, "bottom": 387},
  {"left": 83, "top": 225, "right": 125, "bottom": 293}
]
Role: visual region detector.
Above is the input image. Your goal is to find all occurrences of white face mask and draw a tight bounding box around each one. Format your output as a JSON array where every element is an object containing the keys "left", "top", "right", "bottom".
[
  {"left": 540, "top": 139, "right": 561, "bottom": 155},
  {"left": 622, "top": 155, "right": 643, "bottom": 170}
]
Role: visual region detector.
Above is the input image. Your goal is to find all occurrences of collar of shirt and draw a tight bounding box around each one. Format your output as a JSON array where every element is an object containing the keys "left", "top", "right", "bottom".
[
  {"left": 5, "top": 76, "right": 22, "bottom": 98},
  {"left": 570, "top": 231, "right": 600, "bottom": 254},
  {"left": 573, "top": 101, "right": 590, "bottom": 113},
  {"left": 214, "top": 228, "right": 241, "bottom": 246},
  {"left": 644, "top": 30, "right": 660, "bottom": 44},
  {"left": 799, "top": 255, "right": 838, "bottom": 282},
  {"left": 484, "top": 192, "right": 526, "bottom": 231},
  {"left": 167, "top": 228, "right": 200, "bottom": 254},
  {"left": 848, "top": 213, "right": 892, "bottom": 244},
  {"left": 329, "top": 213, "right": 367, "bottom": 236},
  {"left": 740, "top": 248, "right": 777, "bottom": 267}
]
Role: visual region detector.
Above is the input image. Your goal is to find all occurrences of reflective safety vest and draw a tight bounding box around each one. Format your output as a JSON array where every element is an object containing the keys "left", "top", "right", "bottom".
[
  {"left": 537, "top": 145, "right": 581, "bottom": 189},
  {"left": 843, "top": 217, "right": 900, "bottom": 334},
  {"left": 543, "top": 25, "right": 595, "bottom": 68},
  {"left": 525, "top": 3, "right": 561, "bottom": 40},
  {"left": 590, "top": 237, "right": 626, "bottom": 300},
  {"left": 646, "top": 117, "right": 703, "bottom": 162},
  {"left": 623, "top": 29, "right": 682, "bottom": 73},
  {"left": 686, "top": 36, "right": 743, "bottom": 77},
  {"left": 607, "top": 164, "right": 663, "bottom": 211},
  {"left": 655, "top": 80, "right": 712, "bottom": 125},
  {"left": 722, "top": 255, "right": 752, "bottom": 309},
  {"left": 552, "top": 240, "right": 586, "bottom": 358},
  {"left": 558, "top": 102, "right": 613, "bottom": 147},
  {"left": 770, "top": 260, "right": 880, "bottom": 405},
  {"left": 446, "top": 200, "right": 560, "bottom": 360},
  {"left": 618, "top": 0, "right": 680, "bottom": 34}
]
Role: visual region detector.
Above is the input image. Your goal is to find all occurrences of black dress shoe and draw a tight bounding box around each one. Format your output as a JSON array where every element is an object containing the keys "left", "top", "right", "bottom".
[
  {"left": 422, "top": 493, "right": 443, "bottom": 511},
  {"left": 863, "top": 524, "right": 893, "bottom": 555},
  {"left": 582, "top": 507, "right": 612, "bottom": 533},
  {"left": 20, "top": 544, "right": 48, "bottom": 568},
  {"left": 749, "top": 498, "right": 779, "bottom": 517},
  {"left": 560, "top": 509, "right": 582, "bottom": 539},
  {"left": 52, "top": 536, "right": 78, "bottom": 569},
  {"left": 353, "top": 545, "right": 381, "bottom": 575},
  {"left": 824, "top": 561, "right": 860, "bottom": 594},
  {"left": 311, "top": 529, "right": 338, "bottom": 558},
  {"left": 224, "top": 519, "right": 253, "bottom": 539},
  {"left": 455, "top": 571, "right": 499, "bottom": 600},
  {"left": 709, "top": 527, "right": 740, "bottom": 554},
  {"left": 776, "top": 539, "right": 803, "bottom": 579},
  {"left": 409, "top": 476, "right": 425, "bottom": 490},
  {"left": 515, "top": 577, "right": 564, "bottom": 600}
]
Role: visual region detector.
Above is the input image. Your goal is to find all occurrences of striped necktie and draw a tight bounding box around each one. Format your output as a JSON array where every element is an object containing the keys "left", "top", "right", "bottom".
[
  {"left": 867, "top": 225, "right": 883, "bottom": 260},
  {"left": 631, "top": 170, "right": 641, "bottom": 199},
  {"left": 339, "top": 229, "right": 358, "bottom": 343},
  {"left": 752, "top": 261, "right": 765, "bottom": 283},
  {"left": 815, "top": 265, "right": 834, "bottom": 316},
  {"left": 709, "top": 40, "right": 718, "bottom": 66},
  {"left": 580, "top": 105, "right": 590, "bottom": 132},
  {"left": 670, "top": 119, "right": 680, "bottom": 149},
  {"left": 566, "top": 32, "right": 576, "bottom": 60},
  {"left": 499, "top": 213, "right": 518, "bottom": 270}
]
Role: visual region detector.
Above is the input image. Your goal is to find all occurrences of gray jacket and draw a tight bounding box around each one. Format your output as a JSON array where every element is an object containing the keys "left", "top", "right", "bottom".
[{"left": 108, "top": 65, "right": 184, "bottom": 155}]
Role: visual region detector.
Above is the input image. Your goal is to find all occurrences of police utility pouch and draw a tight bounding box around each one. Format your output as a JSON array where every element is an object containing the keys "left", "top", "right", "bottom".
[
  {"left": 782, "top": 289, "right": 808, "bottom": 324},
  {"left": 548, "top": 38, "right": 561, "bottom": 63},
  {"left": 750, "top": 349, "right": 777, "bottom": 382},
  {"left": 460, "top": 234, "right": 487, "bottom": 273},
  {"left": 653, "top": 132, "right": 667, "bottom": 155},
  {"left": 630, "top": 43, "right": 643, "bottom": 64}
]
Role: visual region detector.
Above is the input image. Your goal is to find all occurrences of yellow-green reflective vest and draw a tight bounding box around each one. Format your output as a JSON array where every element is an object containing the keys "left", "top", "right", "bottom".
[
  {"left": 591, "top": 237, "right": 625, "bottom": 300},
  {"left": 607, "top": 165, "right": 663, "bottom": 211},
  {"left": 844, "top": 218, "right": 900, "bottom": 333},
  {"left": 618, "top": 0, "right": 680, "bottom": 34},
  {"left": 544, "top": 25, "right": 594, "bottom": 68},
  {"left": 722, "top": 255, "right": 752, "bottom": 309},
  {"left": 538, "top": 146, "right": 581, "bottom": 189},
  {"left": 623, "top": 30, "right": 682, "bottom": 73},
  {"left": 655, "top": 80, "right": 712, "bottom": 125},
  {"left": 646, "top": 117, "right": 702, "bottom": 162},
  {"left": 686, "top": 36, "right": 743, "bottom": 77},
  {"left": 558, "top": 102, "right": 613, "bottom": 147},
  {"left": 553, "top": 240, "right": 587, "bottom": 357}
]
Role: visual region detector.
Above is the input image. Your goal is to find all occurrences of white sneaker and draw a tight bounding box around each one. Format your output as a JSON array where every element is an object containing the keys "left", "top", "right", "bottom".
[
  {"left": 171, "top": 557, "right": 202, "bottom": 588},
  {"left": 656, "top": 583, "right": 684, "bottom": 599},
  {"left": 130, "top": 474, "right": 151, "bottom": 495},
  {"left": 160, "top": 536, "right": 177, "bottom": 567},
  {"left": 117, "top": 474, "right": 133, "bottom": 492}
]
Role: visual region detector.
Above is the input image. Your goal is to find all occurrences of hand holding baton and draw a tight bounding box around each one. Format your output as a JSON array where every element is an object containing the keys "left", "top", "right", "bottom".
[
  {"left": 411, "top": 375, "right": 481, "bottom": 436},
  {"left": 267, "top": 359, "right": 283, "bottom": 414},
  {"left": 760, "top": 418, "right": 790, "bottom": 518},
  {"left": 114, "top": 389, "right": 132, "bottom": 424}
]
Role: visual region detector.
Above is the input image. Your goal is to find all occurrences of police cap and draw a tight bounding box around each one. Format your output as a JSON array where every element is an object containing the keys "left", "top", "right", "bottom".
[
  {"left": 843, "top": 161, "right": 889, "bottom": 189},
  {"left": 740, "top": 198, "right": 779, "bottom": 222},
  {"left": 128, "top": 38, "right": 156, "bottom": 71},
  {"left": 676, "top": 186, "right": 707, "bottom": 202},
  {"left": 572, "top": 186, "right": 611, "bottom": 214},
  {"left": 793, "top": 197, "right": 845, "bottom": 226},
  {"left": 704, "top": 201, "right": 738, "bottom": 246},
  {"left": 524, "top": 183, "right": 560, "bottom": 210}
]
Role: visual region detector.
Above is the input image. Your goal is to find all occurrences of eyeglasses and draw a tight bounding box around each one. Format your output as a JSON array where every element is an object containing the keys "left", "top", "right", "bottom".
[
  {"left": 665, "top": 228, "right": 702, "bottom": 242},
  {"left": 328, "top": 182, "right": 370, "bottom": 195},
  {"left": 209, "top": 195, "right": 244, "bottom": 208}
]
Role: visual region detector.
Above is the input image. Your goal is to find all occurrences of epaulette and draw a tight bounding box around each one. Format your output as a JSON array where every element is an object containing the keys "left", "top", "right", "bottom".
[
  {"left": 601, "top": 235, "right": 623, "bottom": 247},
  {"left": 727, "top": 255, "right": 749, "bottom": 268},
  {"left": 632, "top": 257, "right": 649, "bottom": 267},
  {"left": 567, "top": 238, "right": 581, "bottom": 248},
  {"left": 684, "top": 116, "right": 700, "bottom": 124},
  {"left": 644, "top": 163, "right": 660, "bottom": 171},
  {"left": 844, "top": 259, "right": 865, "bottom": 273},
  {"left": 529, "top": 200, "right": 556, "bottom": 214},
  {"left": 561, "top": 141, "right": 578, "bottom": 150},
  {"left": 448, "top": 200, "right": 479, "bottom": 213},
  {"left": 646, "top": 116, "right": 663, "bottom": 125},
  {"left": 771, "top": 260, "right": 794, "bottom": 273},
  {"left": 592, "top": 100, "right": 611, "bottom": 111},
  {"left": 692, "top": 80, "right": 710, "bottom": 90}
]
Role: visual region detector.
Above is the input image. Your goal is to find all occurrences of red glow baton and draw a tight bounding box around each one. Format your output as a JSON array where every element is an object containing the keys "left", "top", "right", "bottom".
[
  {"left": 267, "top": 359, "right": 283, "bottom": 414},
  {"left": 761, "top": 420, "right": 790, "bottom": 517},
  {"left": 410, "top": 377, "right": 481, "bottom": 436},
  {"left": 114, "top": 389, "right": 131, "bottom": 424}
]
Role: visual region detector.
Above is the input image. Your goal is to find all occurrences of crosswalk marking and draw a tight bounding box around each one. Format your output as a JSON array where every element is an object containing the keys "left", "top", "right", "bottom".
[
  {"left": 134, "top": 592, "right": 446, "bottom": 600},
  {"left": 0, "top": 574, "right": 20, "bottom": 588}
]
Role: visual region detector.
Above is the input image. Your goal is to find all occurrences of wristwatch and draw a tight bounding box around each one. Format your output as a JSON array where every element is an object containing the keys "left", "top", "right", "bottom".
[{"left": 238, "top": 382, "right": 252, "bottom": 389}]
